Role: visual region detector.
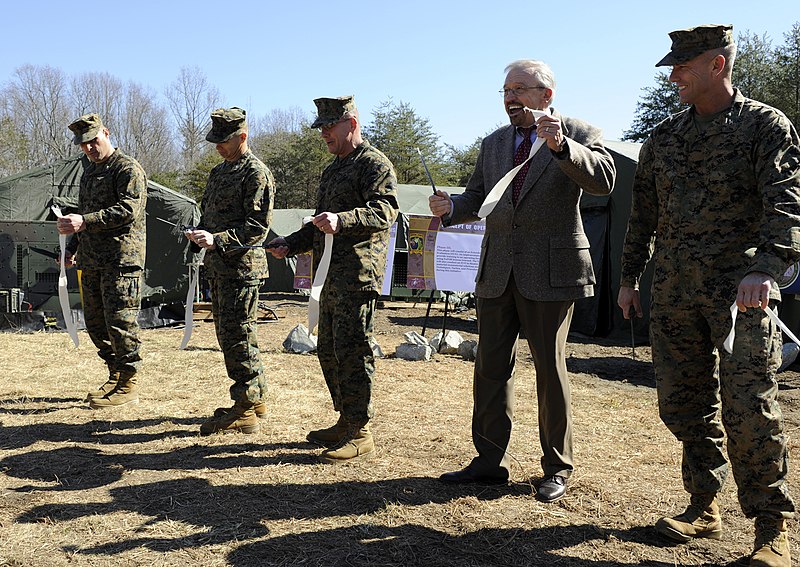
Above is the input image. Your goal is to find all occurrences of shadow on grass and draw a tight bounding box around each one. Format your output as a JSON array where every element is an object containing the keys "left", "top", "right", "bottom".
[
  {"left": 19, "top": 476, "right": 512, "bottom": 554},
  {"left": 1, "top": 442, "right": 318, "bottom": 491},
  {"left": 567, "top": 355, "right": 656, "bottom": 388},
  {"left": 228, "top": 522, "right": 745, "bottom": 567},
  {"left": 17, "top": 475, "right": 745, "bottom": 567},
  {"left": 0, "top": 417, "right": 205, "bottom": 450}
]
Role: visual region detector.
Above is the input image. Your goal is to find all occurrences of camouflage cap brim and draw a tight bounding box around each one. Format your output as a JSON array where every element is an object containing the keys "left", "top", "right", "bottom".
[
  {"left": 205, "top": 127, "right": 244, "bottom": 144},
  {"left": 655, "top": 47, "right": 709, "bottom": 67},
  {"left": 72, "top": 127, "right": 101, "bottom": 145}
]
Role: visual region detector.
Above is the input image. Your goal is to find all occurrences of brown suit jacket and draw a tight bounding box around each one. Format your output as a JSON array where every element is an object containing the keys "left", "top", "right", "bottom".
[{"left": 447, "top": 110, "right": 616, "bottom": 301}]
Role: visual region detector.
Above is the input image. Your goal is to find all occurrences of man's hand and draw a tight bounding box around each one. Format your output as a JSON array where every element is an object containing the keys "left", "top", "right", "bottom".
[
  {"left": 536, "top": 115, "right": 565, "bottom": 152},
  {"left": 736, "top": 272, "right": 774, "bottom": 312},
  {"left": 57, "top": 214, "right": 85, "bottom": 235},
  {"left": 429, "top": 190, "right": 451, "bottom": 217},
  {"left": 618, "top": 286, "right": 643, "bottom": 319},
  {"left": 185, "top": 229, "right": 217, "bottom": 250},
  {"left": 266, "top": 237, "right": 289, "bottom": 259},
  {"left": 312, "top": 212, "right": 340, "bottom": 234},
  {"left": 60, "top": 250, "right": 76, "bottom": 268}
]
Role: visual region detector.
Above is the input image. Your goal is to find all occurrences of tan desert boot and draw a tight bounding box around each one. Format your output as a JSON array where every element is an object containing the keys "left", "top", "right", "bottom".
[
  {"left": 307, "top": 414, "right": 349, "bottom": 447},
  {"left": 89, "top": 375, "right": 139, "bottom": 409},
  {"left": 319, "top": 423, "right": 374, "bottom": 463},
  {"left": 655, "top": 493, "right": 722, "bottom": 543},
  {"left": 213, "top": 400, "right": 267, "bottom": 419},
  {"left": 200, "top": 401, "right": 259, "bottom": 435},
  {"left": 751, "top": 517, "right": 791, "bottom": 567},
  {"left": 86, "top": 371, "right": 120, "bottom": 401}
]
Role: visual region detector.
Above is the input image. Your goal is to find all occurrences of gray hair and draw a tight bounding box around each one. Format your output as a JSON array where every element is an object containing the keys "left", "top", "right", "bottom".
[{"left": 504, "top": 59, "right": 557, "bottom": 90}]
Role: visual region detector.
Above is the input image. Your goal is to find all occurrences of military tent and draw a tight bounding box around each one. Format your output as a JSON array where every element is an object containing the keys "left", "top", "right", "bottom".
[{"left": 0, "top": 156, "right": 200, "bottom": 328}]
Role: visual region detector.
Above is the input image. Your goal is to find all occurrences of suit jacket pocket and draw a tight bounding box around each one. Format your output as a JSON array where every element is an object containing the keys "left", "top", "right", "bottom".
[{"left": 549, "top": 233, "right": 595, "bottom": 287}]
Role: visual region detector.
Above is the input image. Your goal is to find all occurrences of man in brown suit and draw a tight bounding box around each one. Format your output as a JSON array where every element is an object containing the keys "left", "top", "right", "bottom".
[{"left": 429, "top": 59, "right": 615, "bottom": 502}]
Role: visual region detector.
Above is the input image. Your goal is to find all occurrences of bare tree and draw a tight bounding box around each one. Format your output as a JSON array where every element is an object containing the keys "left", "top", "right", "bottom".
[
  {"left": 164, "top": 66, "right": 220, "bottom": 169},
  {"left": 2, "top": 64, "right": 73, "bottom": 167},
  {"left": 70, "top": 71, "right": 125, "bottom": 131},
  {"left": 118, "top": 82, "right": 176, "bottom": 174}
]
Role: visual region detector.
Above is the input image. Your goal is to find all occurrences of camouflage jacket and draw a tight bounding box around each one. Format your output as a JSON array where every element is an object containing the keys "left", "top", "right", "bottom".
[
  {"left": 67, "top": 150, "right": 147, "bottom": 271},
  {"left": 284, "top": 141, "right": 399, "bottom": 293},
  {"left": 621, "top": 89, "right": 800, "bottom": 302},
  {"left": 199, "top": 150, "right": 275, "bottom": 281}
]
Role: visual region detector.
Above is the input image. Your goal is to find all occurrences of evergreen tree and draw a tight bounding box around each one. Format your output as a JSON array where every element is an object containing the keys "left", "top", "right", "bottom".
[
  {"left": 363, "top": 99, "right": 444, "bottom": 185},
  {"left": 622, "top": 73, "right": 682, "bottom": 142}
]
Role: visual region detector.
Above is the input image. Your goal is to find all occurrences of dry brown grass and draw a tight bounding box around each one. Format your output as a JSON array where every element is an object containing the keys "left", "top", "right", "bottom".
[{"left": 1, "top": 294, "right": 799, "bottom": 566}]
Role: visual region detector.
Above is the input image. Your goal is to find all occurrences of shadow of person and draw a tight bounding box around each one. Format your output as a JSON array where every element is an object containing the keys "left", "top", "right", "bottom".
[
  {"left": 15, "top": 475, "right": 513, "bottom": 557},
  {"left": 227, "top": 522, "right": 741, "bottom": 567},
  {"left": 0, "top": 416, "right": 203, "bottom": 450},
  {"left": 567, "top": 355, "right": 655, "bottom": 388},
  {"left": 0, "top": 441, "right": 315, "bottom": 491}
]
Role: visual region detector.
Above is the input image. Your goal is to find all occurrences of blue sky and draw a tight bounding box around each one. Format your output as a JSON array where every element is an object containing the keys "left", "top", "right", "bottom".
[{"left": 3, "top": 0, "right": 797, "bottom": 147}]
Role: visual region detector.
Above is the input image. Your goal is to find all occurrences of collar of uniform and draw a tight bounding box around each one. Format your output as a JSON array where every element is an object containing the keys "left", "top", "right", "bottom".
[
  {"left": 685, "top": 88, "right": 742, "bottom": 137},
  {"left": 333, "top": 140, "right": 370, "bottom": 166}
]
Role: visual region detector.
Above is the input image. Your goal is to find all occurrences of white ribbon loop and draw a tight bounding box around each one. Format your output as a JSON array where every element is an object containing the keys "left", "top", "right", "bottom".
[
  {"left": 723, "top": 302, "right": 800, "bottom": 354},
  {"left": 180, "top": 248, "right": 205, "bottom": 350},
  {"left": 51, "top": 205, "right": 80, "bottom": 347},
  {"left": 477, "top": 109, "right": 550, "bottom": 219},
  {"left": 304, "top": 216, "right": 333, "bottom": 334}
]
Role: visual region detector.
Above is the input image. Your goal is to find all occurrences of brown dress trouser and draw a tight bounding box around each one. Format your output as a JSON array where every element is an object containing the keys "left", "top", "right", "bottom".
[{"left": 470, "top": 274, "right": 575, "bottom": 480}]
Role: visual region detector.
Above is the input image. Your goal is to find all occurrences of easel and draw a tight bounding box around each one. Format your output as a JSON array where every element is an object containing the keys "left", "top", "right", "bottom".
[{"left": 420, "top": 290, "right": 452, "bottom": 353}]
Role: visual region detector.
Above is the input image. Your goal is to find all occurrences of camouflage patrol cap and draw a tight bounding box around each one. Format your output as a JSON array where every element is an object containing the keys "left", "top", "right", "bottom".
[
  {"left": 205, "top": 107, "right": 247, "bottom": 143},
  {"left": 656, "top": 24, "right": 734, "bottom": 67},
  {"left": 68, "top": 113, "right": 105, "bottom": 145},
  {"left": 311, "top": 96, "right": 356, "bottom": 129}
]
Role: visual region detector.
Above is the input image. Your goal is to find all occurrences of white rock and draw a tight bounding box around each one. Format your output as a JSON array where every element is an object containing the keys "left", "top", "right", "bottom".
[
  {"left": 282, "top": 324, "right": 317, "bottom": 354},
  {"left": 395, "top": 343, "right": 433, "bottom": 361}
]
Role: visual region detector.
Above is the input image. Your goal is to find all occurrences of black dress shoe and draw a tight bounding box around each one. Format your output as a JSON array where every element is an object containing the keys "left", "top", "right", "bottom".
[
  {"left": 439, "top": 467, "right": 508, "bottom": 485},
  {"left": 536, "top": 475, "right": 567, "bottom": 502}
]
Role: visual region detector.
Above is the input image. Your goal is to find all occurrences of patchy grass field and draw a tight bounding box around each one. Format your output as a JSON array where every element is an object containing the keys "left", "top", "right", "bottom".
[{"left": 1, "top": 295, "right": 799, "bottom": 566}]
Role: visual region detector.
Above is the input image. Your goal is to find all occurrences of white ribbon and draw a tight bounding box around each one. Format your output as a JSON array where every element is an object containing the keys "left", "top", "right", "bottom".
[
  {"left": 304, "top": 216, "right": 333, "bottom": 334},
  {"left": 51, "top": 205, "right": 80, "bottom": 347},
  {"left": 179, "top": 248, "right": 205, "bottom": 350},
  {"left": 723, "top": 302, "right": 800, "bottom": 354},
  {"left": 477, "top": 109, "right": 550, "bottom": 219}
]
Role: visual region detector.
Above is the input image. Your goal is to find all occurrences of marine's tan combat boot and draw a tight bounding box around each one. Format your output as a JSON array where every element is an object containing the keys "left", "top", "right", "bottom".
[
  {"left": 213, "top": 401, "right": 267, "bottom": 419},
  {"left": 306, "top": 414, "right": 349, "bottom": 447},
  {"left": 200, "top": 401, "right": 259, "bottom": 435},
  {"left": 89, "top": 375, "right": 139, "bottom": 408},
  {"left": 85, "top": 371, "right": 120, "bottom": 401},
  {"left": 751, "top": 517, "right": 791, "bottom": 567},
  {"left": 655, "top": 493, "right": 723, "bottom": 543},
  {"left": 319, "top": 423, "right": 374, "bottom": 463}
]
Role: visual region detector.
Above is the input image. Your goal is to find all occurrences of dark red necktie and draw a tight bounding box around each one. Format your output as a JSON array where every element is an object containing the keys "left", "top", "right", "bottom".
[{"left": 512, "top": 127, "right": 533, "bottom": 206}]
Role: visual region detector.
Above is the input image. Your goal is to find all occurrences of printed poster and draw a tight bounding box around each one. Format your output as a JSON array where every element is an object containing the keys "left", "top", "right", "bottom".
[
  {"left": 294, "top": 222, "right": 398, "bottom": 293},
  {"left": 406, "top": 214, "right": 485, "bottom": 292}
]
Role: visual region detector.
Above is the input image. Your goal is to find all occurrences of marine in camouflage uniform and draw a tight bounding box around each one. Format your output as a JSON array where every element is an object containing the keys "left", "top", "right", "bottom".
[
  {"left": 619, "top": 25, "right": 800, "bottom": 565},
  {"left": 187, "top": 107, "right": 274, "bottom": 435},
  {"left": 61, "top": 113, "right": 146, "bottom": 409},
  {"left": 273, "top": 96, "right": 398, "bottom": 463}
]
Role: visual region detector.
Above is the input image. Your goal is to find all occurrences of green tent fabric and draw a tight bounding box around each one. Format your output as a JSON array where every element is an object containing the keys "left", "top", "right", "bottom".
[{"left": 0, "top": 156, "right": 200, "bottom": 313}]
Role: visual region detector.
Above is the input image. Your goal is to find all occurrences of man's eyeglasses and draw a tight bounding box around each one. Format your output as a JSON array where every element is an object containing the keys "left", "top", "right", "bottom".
[{"left": 499, "top": 86, "right": 547, "bottom": 97}]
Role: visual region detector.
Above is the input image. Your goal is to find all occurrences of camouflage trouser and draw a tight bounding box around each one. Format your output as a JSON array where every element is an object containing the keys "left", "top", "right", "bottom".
[
  {"left": 650, "top": 294, "right": 795, "bottom": 519},
  {"left": 317, "top": 287, "right": 377, "bottom": 424},
  {"left": 81, "top": 269, "right": 142, "bottom": 377},
  {"left": 209, "top": 277, "right": 266, "bottom": 404}
]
